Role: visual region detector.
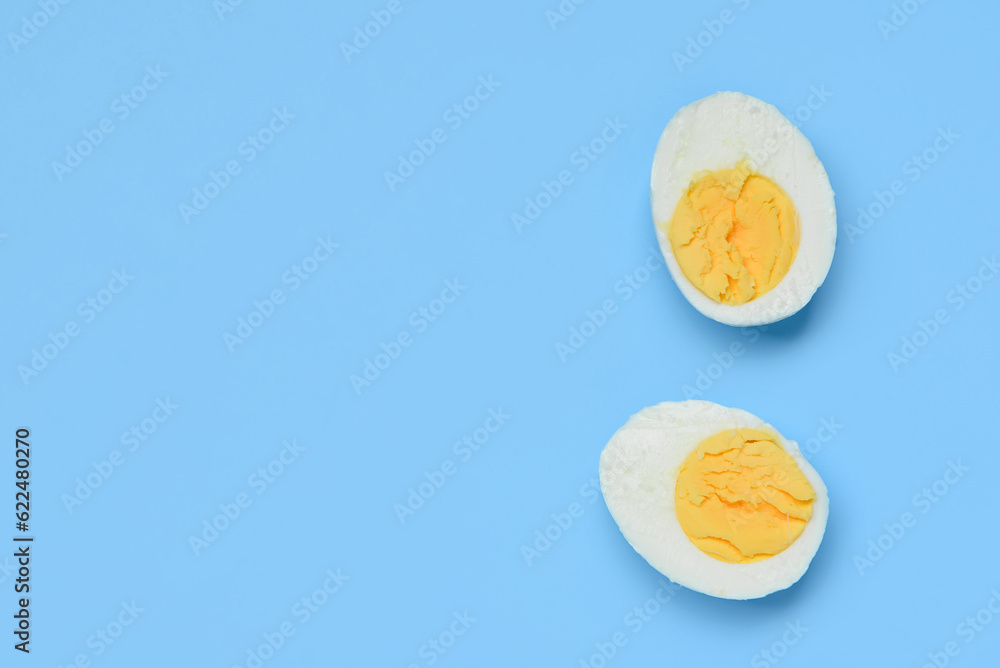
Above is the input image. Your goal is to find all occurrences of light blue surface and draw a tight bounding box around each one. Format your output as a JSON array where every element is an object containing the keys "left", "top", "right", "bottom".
[{"left": 3, "top": 1, "right": 999, "bottom": 666}]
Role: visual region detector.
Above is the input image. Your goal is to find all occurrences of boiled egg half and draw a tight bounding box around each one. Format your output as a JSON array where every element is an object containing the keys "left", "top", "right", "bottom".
[
  {"left": 651, "top": 92, "right": 836, "bottom": 326},
  {"left": 599, "top": 400, "right": 828, "bottom": 599}
]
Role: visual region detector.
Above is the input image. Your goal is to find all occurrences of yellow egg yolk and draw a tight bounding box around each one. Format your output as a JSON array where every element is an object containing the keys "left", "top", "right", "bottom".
[
  {"left": 674, "top": 428, "right": 815, "bottom": 564},
  {"left": 665, "top": 161, "right": 799, "bottom": 305}
]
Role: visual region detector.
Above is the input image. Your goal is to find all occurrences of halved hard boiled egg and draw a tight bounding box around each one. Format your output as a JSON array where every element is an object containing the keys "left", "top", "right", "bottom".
[
  {"left": 599, "top": 400, "right": 828, "bottom": 600},
  {"left": 651, "top": 92, "right": 836, "bottom": 326}
]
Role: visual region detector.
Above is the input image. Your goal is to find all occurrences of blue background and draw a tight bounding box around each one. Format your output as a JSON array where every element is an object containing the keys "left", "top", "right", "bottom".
[{"left": 2, "top": 0, "right": 999, "bottom": 666}]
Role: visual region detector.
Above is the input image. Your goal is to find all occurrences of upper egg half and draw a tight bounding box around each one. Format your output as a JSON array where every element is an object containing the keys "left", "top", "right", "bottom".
[{"left": 651, "top": 92, "right": 837, "bottom": 326}]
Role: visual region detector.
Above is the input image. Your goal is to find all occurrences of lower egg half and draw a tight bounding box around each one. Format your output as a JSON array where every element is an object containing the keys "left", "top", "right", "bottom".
[{"left": 599, "top": 400, "right": 828, "bottom": 600}]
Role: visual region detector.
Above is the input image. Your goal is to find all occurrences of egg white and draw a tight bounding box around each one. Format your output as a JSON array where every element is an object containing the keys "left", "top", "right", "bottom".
[
  {"left": 599, "top": 400, "right": 829, "bottom": 600},
  {"left": 650, "top": 91, "right": 837, "bottom": 326}
]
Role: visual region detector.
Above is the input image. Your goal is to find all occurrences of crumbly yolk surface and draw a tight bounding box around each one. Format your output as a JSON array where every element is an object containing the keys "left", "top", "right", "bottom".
[
  {"left": 674, "top": 428, "right": 815, "bottom": 564},
  {"left": 666, "top": 161, "right": 799, "bottom": 305}
]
